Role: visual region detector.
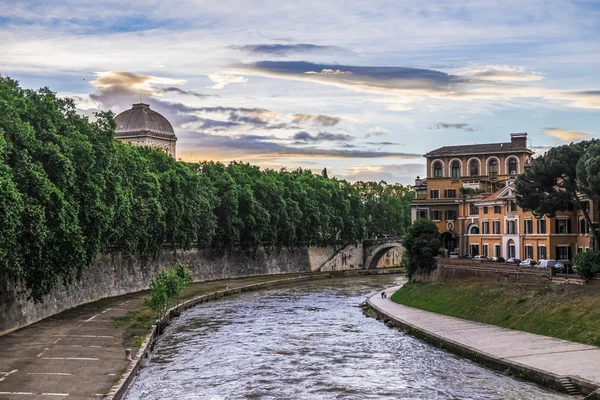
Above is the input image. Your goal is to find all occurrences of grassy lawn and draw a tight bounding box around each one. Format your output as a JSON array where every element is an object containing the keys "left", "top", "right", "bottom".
[{"left": 391, "top": 282, "right": 600, "bottom": 347}]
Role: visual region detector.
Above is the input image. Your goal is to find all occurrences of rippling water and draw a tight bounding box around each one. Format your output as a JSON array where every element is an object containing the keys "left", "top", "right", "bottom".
[{"left": 125, "top": 275, "right": 569, "bottom": 399}]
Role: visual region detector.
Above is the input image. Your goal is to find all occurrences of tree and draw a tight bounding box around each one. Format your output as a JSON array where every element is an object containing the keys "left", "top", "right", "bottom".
[
  {"left": 515, "top": 141, "right": 599, "bottom": 250},
  {"left": 573, "top": 250, "right": 600, "bottom": 279},
  {"left": 402, "top": 219, "right": 441, "bottom": 279}
]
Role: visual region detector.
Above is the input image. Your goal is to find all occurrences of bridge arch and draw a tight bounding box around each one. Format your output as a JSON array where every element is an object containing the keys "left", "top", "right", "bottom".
[{"left": 363, "top": 242, "right": 404, "bottom": 270}]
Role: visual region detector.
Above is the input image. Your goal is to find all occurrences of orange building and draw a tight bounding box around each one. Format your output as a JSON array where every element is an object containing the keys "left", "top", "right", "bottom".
[{"left": 411, "top": 133, "right": 596, "bottom": 264}]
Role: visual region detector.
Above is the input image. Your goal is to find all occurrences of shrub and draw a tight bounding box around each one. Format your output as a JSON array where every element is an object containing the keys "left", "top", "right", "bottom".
[
  {"left": 573, "top": 251, "right": 600, "bottom": 279},
  {"left": 402, "top": 219, "right": 441, "bottom": 279}
]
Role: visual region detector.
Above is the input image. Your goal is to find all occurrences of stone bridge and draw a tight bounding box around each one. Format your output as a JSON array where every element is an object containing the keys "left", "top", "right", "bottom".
[{"left": 318, "top": 237, "right": 404, "bottom": 271}]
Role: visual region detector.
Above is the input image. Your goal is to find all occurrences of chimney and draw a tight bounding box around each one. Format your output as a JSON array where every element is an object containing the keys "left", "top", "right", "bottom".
[{"left": 510, "top": 132, "right": 527, "bottom": 148}]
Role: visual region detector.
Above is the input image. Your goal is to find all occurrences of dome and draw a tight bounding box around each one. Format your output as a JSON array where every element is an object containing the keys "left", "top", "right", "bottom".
[{"left": 115, "top": 103, "right": 176, "bottom": 139}]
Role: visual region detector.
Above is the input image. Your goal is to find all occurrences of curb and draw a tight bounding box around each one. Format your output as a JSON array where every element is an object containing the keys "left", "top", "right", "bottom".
[
  {"left": 365, "top": 287, "right": 600, "bottom": 399},
  {"left": 106, "top": 268, "right": 405, "bottom": 399}
]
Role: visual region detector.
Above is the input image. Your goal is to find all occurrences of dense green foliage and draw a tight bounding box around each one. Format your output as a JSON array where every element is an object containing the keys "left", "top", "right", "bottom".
[
  {"left": 574, "top": 251, "right": 600, "bottom": 279},
  {"left": 515, "top": 140, "right": 600, "bottom": 250},
  {"left": 143, "top": 263, "right": 193, "bottom": 319},
  {"left": 0, "top": 77, "right": 414, "bottom": 301},
  {"left": 391, "top": 282, "right": 600, "bottom": 347},
  {"left": 402, "top": 218, "right": 441, "bottom": 278}
]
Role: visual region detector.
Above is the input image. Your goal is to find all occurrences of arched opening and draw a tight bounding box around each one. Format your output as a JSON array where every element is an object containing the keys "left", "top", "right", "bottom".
[
  {"left": 469, "top": 159, "right": 480, "bottom": 176},
  {"left": 469, "top": 225, "right": 480, "bottom": 234},
  {"left": 364, "top": 242, "right": 404, "bottom": 269},
  {"left": 508, "top": 158, "right": 518, "bottom": 175},
  {"left": 451, "top": 160, "right": 461, "bottom": 179},
  {"left": 488, "top": 159, "right": 498, "bottom": 179},
  {"left": 440, "top": 232, "right": 458, "bottom": 253},
  {"left": 433, "top": 161, "right": 442, "bottom": 177}
]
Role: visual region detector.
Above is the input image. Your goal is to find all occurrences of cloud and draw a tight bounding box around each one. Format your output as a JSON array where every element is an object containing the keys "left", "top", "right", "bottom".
[
  {"left": 230, "top": 43, "right": 346, "bottom": 55},
  {"left": 365, "top": 141, "right": 402, "bottom": 145},
  {"left": 208, "top": 74, "right": 248, "bottom": 89},
  {"left": 542, "top": 127, "right": 593, "bottom": 142},
  {"left": 339, "top": 164, "right": 426, "bottom": 184},
  {"left": 159, "top": 87, "right": 210, "bottom": 98},
  {"left": 290, "top": 113, "right": 340, "bottom": 126},
  {"left": 430, "top": 123, "right": 480, "bottom": 132},
  {"left": 365, "top": 127, "right": 390, "bottom": 138},
  {"left": 292, "top": 131, "right": 354, "bottom": 143}
]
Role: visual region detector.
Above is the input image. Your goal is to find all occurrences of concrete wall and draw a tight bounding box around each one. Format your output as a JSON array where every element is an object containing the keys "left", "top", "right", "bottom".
[
  {"left": 0, "top": 245, "right": 340, "bottom": 336},
  {"left": 319, "top": 243, "right": 363, "bottom": 271},
  {"left": 376, "top": 248, "right": 403, "bottom": 268},
  {"left": 413, "top": 263, "right": 550, "bottom": 284}
]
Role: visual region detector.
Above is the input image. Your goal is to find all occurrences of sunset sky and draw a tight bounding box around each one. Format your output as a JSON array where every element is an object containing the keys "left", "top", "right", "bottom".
[{"left": 1, "top": 0, "right": 599, "bottom": 183}]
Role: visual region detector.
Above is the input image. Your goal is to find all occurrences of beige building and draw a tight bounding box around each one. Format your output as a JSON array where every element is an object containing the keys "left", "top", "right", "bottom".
[
  {"left": 115, "top": 103, "right": 177, "bottom": 158},
  {"left": 411, "top": 133, "right": 596, "bottom": 264}
]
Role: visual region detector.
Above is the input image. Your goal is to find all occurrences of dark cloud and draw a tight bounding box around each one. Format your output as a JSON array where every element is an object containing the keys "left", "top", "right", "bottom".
[
  {"left": 159, "top": 87, "right": 210, "bottom": 98},
  {"left": 290, "top": 113, "right": 340, "bottom": 126},
  {"left": 292, "top": 131, "right": 354, "bottom": 143},
  {"left": 182, "top": 131, "right": 420, "bottom": 159},
  {"left": 430, "top": 123, "right": 480, "bottom": 132},
  {"left": 365, "top": 141, "right": 403, "bottom": 145},
  {"left": 231, "top": 43, "right": 346, "bottom": 55}
]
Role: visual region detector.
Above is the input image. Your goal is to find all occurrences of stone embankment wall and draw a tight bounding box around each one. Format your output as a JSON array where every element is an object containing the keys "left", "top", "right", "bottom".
[
  {"left": 412, "top": 258, "right": 550, "bottom": 284},
  {"left": 0, "top": 245, "right": 342, "bottom": 336}
]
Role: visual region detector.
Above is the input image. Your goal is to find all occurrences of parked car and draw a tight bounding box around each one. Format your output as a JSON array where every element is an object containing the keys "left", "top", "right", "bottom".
[
  {"left": 449, "top": 252, "right": 459, "bottom": 259},
  {"left": 519, "top": 259, "right": 536, "bottom": 267},
  {"left": 463, "top": 254, "right": 473, "bottom": 259},
  {"left": 473, "top": 255, "right": 487, "bottom": 261},
  {"left": 491, "top": 256, "right": 506, "bottom": 263},
  {"left": 536, "top": 259, "right": 557, "bottom": 269},
  {"left": 506, "top": 257, "right": 521, "bottom": 264},
  {"left": 554, "top": 262, "right": 564, "bottom": 272}
]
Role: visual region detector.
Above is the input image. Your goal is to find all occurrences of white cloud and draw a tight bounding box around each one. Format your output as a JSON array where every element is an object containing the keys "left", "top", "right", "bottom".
[
  {"left": 208, "top": 74, "right": 248, "bottom": 89},
  {"left": 542, "top": 127, "right": 594, "bottom": 142}
]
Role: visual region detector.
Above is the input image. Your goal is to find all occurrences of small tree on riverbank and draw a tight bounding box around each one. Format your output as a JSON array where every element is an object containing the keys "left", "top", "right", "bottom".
[
  {"left": 573, "top": 251, "right": 600, "bottom": 279},
  {"left": 402, "top": 219, "right": 441, "bottom": 279},
  {"left": 144, "top": 264, "right": 193, "bottom": 320}
]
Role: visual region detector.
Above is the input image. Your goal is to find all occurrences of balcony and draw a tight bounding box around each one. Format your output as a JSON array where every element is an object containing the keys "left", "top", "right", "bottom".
[{"left": 462, "top": 180, "right": 483, "bottom": 190}]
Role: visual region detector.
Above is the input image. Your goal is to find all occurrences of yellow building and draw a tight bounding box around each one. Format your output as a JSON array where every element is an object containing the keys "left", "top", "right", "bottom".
[{"left": 411, "top": 133, "right": 595, "bottom": 264}]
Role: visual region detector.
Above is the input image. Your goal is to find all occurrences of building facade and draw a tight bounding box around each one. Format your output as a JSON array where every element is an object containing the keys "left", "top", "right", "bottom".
[
  {"left": 411, "top": 133, "right": 595, "bottom": 264},
  {"left": 114, "top": 103, "right": 177, "bottom": 158}
]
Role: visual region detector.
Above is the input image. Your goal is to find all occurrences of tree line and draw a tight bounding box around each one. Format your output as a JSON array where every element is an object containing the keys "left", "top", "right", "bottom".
[{"left": 0, "top": 76, "right": 414, "bottom": 301}]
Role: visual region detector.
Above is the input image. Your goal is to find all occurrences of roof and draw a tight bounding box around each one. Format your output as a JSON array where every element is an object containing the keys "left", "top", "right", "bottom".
[
  {"left": 115, "top": 103, "right": 176, "bottom": 140},
  {"left": 425, "top": 142, "right": 533, "bottom": 157}
]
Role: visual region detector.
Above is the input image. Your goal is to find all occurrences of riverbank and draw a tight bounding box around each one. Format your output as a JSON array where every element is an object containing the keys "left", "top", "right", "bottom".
[
  {"left": 391, "top": 282, "right": 600, "bottom": 347},
  {"left": 366, "top": 285, "right": 600, "bottom": 398},
  {"left": 0, "top": 268, "right": 404, "bottom": 399}
]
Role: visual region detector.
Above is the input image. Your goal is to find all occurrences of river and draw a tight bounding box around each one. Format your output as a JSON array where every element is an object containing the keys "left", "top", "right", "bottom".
[{"left": 125, "top": 275, "right": 569, "bottom": 399}]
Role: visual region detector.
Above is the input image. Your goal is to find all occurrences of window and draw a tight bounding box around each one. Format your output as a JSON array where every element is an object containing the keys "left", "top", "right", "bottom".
[
  {"left": 444, "top": 189, "right": 456, "bottom": 198},
  {"left": 524, "top": 219, "right": 533, "bottom": 234},
  {"left": 445, "top": 210, "right": 457, "bottom": 221},
  {"left": 488, "top": 159, "right": 498, "bottom": 179},
  {"left": 508, "top": 158, "right": 517, "bottom": 175},
  {"left": 481, "top": 221, "right": 489, "bottom": 234},
  {"left": 578, "top": 247, "right": 584, "bottom": 254},
  {"left": 507, "top": 220, "right": 516, "bottom": 234},
  {"left": 494, "top": 205, "right": 501, "bottom": 214},
  {"left": 430, "top": 189, "right": 439, "bottom": 199},
  {"left": 483, "top": 244, "right": 489, "bottom": 258},
  {"left": 431, "top": 210, "right": 442, "bottom": 221},
  {"left": 556, "top": 245, "right": 572, "bottom": 260},
  {"left": 537, "top": 245, "right": 546, "bottom": 260},
  {"left": 417, "top": 209, "right": 429, "bottom": 219},
  {"left": 469, "top": 225, "right": 480, "bottom": 235},
  {"left": 579, "top": 219, "right": 589, "bottom": 235},
  {"left": 537, "top": 219, "right": 546, "bottom": 234},
  {"left": 494, "top": 244, "right": 501, "bottom": 257},
  {"left": 483, "top": 206, "right": 488, "bottom": 214},
  {"left": 493, "top": 220, "right": 500, "bottom": 234},
  {"left": 469, "top": 159, "right": 480, "bottom": 176},
  {"left": 470, "top": 244, "right": 479, "bottom": 256},
  {"left": 470, "top": 203, "right": 479, "bottom": 215},
  {"left": 508, "top": 201, "right": 518, "bottom": 212},
  {"left": 555, "top": 219, "right": 571, "bottom": 234},
  {"left": 525, "top": 245, "right": 533, "bottom": 259},
  {"left": 451, "top": 161, "right": 460, "bottom": 180},
  {"left": 433, "top": 162, "right": 442, "bottom": 177}
]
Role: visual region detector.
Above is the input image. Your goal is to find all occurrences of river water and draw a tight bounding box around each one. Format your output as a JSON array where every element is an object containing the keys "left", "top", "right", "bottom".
[{"left": 125, "top": 275, "right": 569, "bottom": 399}]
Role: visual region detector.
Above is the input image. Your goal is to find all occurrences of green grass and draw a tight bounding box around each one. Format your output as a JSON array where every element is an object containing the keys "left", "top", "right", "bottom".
[{"left": 391, "top": 282, "right": 600, "bottom": 347}]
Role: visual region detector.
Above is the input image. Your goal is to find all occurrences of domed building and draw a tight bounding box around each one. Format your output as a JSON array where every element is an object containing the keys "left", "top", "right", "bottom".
[{"left": 114, "top": 103, "right": 177, "bottom": 158}]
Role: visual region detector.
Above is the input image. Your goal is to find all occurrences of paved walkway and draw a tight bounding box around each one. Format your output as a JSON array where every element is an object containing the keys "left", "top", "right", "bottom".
[
  {"left": 0, "top": 274, "right": 305, "bottom": 400},
  {"left": 370, "top": 286, "right": 600, "bottom": 391}
]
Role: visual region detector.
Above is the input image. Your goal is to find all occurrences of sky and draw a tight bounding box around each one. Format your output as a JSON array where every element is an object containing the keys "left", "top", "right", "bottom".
[{"left": 1, "top": 0, "right": 599, "bottom": 184}]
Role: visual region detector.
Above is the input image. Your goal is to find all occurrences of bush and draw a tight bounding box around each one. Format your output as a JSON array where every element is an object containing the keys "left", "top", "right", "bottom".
[
  {"left": 573, "top": 251, "right": 600, "bottom": 279},
  {"left": 144, "top": 264, "right": 193, "bottom": 320}
]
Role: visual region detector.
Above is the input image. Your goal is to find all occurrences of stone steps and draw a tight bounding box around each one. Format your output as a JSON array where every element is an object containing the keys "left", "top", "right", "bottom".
[{"left": 559, "top": 377, "right": 581, "bottom": 396}]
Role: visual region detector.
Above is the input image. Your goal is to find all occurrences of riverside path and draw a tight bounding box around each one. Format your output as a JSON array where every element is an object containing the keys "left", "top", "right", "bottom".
[{"left": 369, "top": 286, "right": 600, "bottom": 397}]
